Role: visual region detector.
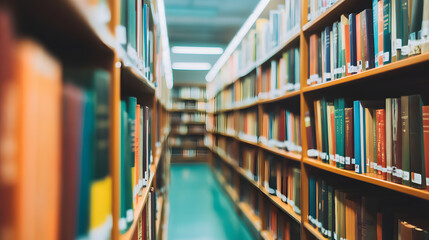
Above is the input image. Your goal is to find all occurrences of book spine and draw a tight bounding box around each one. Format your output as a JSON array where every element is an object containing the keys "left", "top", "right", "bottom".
[
  {"left": 422, "top": 106, "right": 429, "bottom": 190},
  {"left": 325, "top": 26, "right": 332, "bottom": 81},
  {"left": 364, "top": 9, "right": 375, "bottom": 70},
  {"left": 354, "top": 101, "right": 362, "bottom": 173},
  {"left": 383, "top": 0, "right": 392, "bottom": 64},
  {"left": 377, "top": 109, "right": 387, "bottom": 180},
  {"left": 401, "top": 96, "right": 410, "bottom": 186},
  {"left": 379, "top": 0, "right": 385, "bottom": 66},
  {"left": 349, "top": 13, "right": 357, "bottom": 74},
  {"left": 392, "top": 98, "right": 403, "bottom": 183},
  {"left": 386, "top": 99, "right": 393, "bottom": 181},
  {"left": 373, "top": 0, "right": 379, "bottom": 68},
  {"left": 356, "top": 13, "right": 362, "bottom": 73},
  {"left": 409, "top": 95, "right": 425, "bottom": 188}
]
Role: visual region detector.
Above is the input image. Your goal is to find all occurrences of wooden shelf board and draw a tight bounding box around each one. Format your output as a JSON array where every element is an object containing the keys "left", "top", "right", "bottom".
[
  {"left": 259, "top": 187, "right": 302, "bottom": 223},
  {"left": 258, "top": 143, "right": 302, "bottom": 162},
  {"left": 258, "top": 90, "right": 301, "bottom": 105},
  {"left": 119, "top": 151, "right": 162, "bottom": 240},
  {"left": 170, "top": 121, "right": 205, "bottom": 125},
  {"left": 302, "top": 0, "right": 348, "bottom": 32},
  {"left": 303, "top": 52, "right": 429, "bottom": 93},
  {"left": 304, "top": 222, "right": 328, "bottom": 240},
  {"left": 238, "top": 202, "right": 263, "bottom": 232},
  {"left": 303, "top": 157, "right": 429, "bottom": 201}
]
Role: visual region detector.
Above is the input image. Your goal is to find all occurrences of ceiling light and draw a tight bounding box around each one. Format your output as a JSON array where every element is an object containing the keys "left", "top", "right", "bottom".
[
  {"left": 171, "top": 46, "right": 224, "bottom": 55},
  {"left": 172, "top": 62, "right": 212, "bottom": 71}
]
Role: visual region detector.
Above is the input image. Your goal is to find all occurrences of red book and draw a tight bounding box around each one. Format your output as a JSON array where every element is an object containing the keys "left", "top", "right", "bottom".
[
  {"left": 422, "top": 106, "right": 429, "bottom": 191},
  {"left": 376, "top": 109, "right": 386, "bottom": 180}
]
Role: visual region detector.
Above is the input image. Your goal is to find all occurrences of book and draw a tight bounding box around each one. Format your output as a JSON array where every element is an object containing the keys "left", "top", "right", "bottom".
[
  {"left": 376, "top": 109, "right": 387, "bottom": 180},
  {"left": 401, "top": 95, "right": 411, "bottom": 186},
  {"left": 423, "top": 106, "right": 429, "bottom": 190},
  {"left": 386, "top": 98, "right": 393, "bottom": 181},
  {"left": 409, "top": 95, "right": 426, "bottom": 188},
  {"left": 383, "top": 0, "right": 392, "bottom": 64},
  {"left": 392, "top": 98, "right": 403, "bottom": 183}
]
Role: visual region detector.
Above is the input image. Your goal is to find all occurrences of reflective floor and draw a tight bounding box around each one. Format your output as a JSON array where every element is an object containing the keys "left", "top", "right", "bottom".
[{"left": 167, "top": 163, "right": 254, "bottom": 240}]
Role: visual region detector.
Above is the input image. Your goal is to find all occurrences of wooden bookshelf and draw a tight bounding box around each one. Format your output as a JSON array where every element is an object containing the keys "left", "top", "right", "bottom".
[{"left": 205, "top": 0, "right": 429, "bottom": 238}]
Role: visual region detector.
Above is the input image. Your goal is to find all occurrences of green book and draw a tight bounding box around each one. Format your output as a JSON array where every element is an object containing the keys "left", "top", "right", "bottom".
[
  {"left": 338, "top": 98, "right": 346, "bottom": 169},
  {"left": 401, "top": 95, "right": 410, "bottom": 186},
  {"left": 327, "top": 185, "right": 333, "bottom": 240},
  {"left": 335, "top": 99, "right": 340, "bottom": 168},
  {"left": 294, "top": 47, "right": 300, "bottom": 89},
  {"left": 128, "top": 0, "right": 137, "bottom": 55},
  {"left": 400, "top": 0, "right": 409, "bottom": 59},
  {"left": 321, "top": 97, "right": 330, "bottom": 163}
]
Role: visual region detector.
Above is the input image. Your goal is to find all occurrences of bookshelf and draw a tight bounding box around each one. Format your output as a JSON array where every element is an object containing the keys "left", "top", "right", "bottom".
[
  {"left": 169, "top": 84, "right": 209, "bottom": 163},
  {"left": 1, "top": 0, "right": 172, "bottom": 240},
  {"left": 206, "top": 0, "right": 429, "bottom": 239}
]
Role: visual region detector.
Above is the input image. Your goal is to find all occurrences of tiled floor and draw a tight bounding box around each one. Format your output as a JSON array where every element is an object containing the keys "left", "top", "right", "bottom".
[{"left": 167, "top": 163, "right": 254, "bottom": 240}]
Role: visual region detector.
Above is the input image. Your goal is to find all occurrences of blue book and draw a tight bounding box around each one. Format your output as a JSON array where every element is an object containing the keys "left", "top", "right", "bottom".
[
  {"left": 143, "top": 4, "right": 149, "bottom": 77},
  {"left": 324, "top": 26, "right": 331, "bottom": 81},
  {"left": 308, "top": 176, "right": 316, "bottom": 227},
  {"left": 348, "top": 13, "right": 357, "bottom": 74},
  {"left": 354, "top": 101, "right": 362, "bottom": 173},
  {"left": 373, "top": 0, "right": 379, "bottom": 67},
  {"left": 332, "top": 22, "right": 338, "bottom": 79}
]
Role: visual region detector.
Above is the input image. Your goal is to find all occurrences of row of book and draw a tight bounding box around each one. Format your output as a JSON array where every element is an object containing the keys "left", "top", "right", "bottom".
[
  {"left": 308, "top": 176, "right": 429, "bottom": 239},
  {"left": 261, "top": 108, "right": 302, "bottom": 153},
  {"left": 306, "top": 95, "right": 429, "bottom": 190},
  {"left": 259, "top": 47, "right": 300, "bottom": 99},
  {"left": 264, "top": 199, "right": 301, "bottom": 240},
  {"left": 119, "top": 97, "right": 153, "bottom": 233},
  {"left": 138, "top": 187, "right": 158, "bottom": 240},
  {"left": 172, "top": 86, "right": 206, "bottom": 99},
  {"left": 0, "top": 17, "right": 114, "bottom": 238},
  {"left": 307, "top": 1, "right": 429, "bottom": 85},
  {"left": 119, "top": 0, "right": 154, "bottom": 80},
  {"left": 208, "top": 0, "right": 301, "bottom": 97},
  {"left": 168, "top": 136, "right": 204, "bottom": 146},
  {"left": 171, "top": 100, "right": 206, "bottom": 111},
  {"left": 170, "top": 112, "right": 206, "bottom": 123},
  {"left": 264, "top": 155, "right": 301, "bottom": 214},
  {"left": 307, "top": 0, "right": 339, "bottom": 22},
  {"left": 171, "top": 125, "right": 205, "bottom": 135},
  {"left": 239, "top": 146, "right": 260, "bottom": 182},
  {"left": 238, "top": 109, "right": 259, "bottom": 143},
  {"left": 216, "top": 113, "right": 237, "bottom": 136},
  {"left": 213, "top": 74, "right": 258, "bottom": 111}
]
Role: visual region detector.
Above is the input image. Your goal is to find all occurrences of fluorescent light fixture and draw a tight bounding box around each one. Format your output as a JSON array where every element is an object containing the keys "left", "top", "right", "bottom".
[
  {"left": 158, "top": 0, "right": 174, "bottom": 89},
  {"left": 171, "top": 46, "right": 224, "bottom": 55},
  {"left": 205, "top": 0, "right": 270, "bottom": 82},
  {"left": 172, "top": 62, "right": 212, "bottom": 70}
]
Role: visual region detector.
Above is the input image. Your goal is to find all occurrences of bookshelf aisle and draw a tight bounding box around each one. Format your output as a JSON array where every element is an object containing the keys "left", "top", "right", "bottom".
[
  {"left": 169, "top": 84, "right": 209, "bottom": 162},
  {"left": 205, "top": 0, "right": 429, "bottom": 239},
  {"left": 0, "top": 0, "right": 172, "bottom": 240}
]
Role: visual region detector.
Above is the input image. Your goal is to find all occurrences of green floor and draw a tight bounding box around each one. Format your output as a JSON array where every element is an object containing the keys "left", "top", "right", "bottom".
[{"left": 167, "top": 163, "right": 255, "bottom": 240}]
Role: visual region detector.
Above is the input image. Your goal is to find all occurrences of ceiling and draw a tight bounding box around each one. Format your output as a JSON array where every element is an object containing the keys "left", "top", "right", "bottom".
[{"left": 164, "top": 0, "right": 259, "bottom": 86}]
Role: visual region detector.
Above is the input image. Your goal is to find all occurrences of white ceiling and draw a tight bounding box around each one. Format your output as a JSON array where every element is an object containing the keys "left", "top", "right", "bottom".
[{"left": 165, "top": 0, "right": 260, "bottom": 85}]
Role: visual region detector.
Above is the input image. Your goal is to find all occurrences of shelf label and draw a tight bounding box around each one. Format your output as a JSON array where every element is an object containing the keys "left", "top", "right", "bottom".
[
  {"left": 403, "top": 171, "right": 410, "bottom": 181},
  {"left": 411, "top": 172, "right": 422, "bottom": 185},
  {"left": 345, "top": 157, "right": 350, "bottom": 165}
]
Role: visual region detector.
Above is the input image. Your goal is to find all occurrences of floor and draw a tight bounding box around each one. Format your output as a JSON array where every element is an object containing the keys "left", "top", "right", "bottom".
[{"left": 167, "top": 163, "right": 254, "bottom": 240}]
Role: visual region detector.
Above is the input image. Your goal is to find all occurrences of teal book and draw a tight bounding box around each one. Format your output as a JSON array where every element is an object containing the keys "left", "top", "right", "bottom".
[
  {"left": 334, "top": 99, "right": 340, "bottom": 168},
  {"left": 308, "top": 176, "right": 317, "bottom": 227},
  {"left": 383, "top": 0, "right": 392, "bottom": 64},
  {"left": 119, "top": 0, "right": 128, "bottom": 48},
  {"left": 373, "top": 0, "right": 379, "bottom": 67},
  {"left": 120, "top": 101, "right": 128, "bottom": 233},
  {"left": 128, "top": 97, "right": 137, "bottom": 170},
  {"left": 321, "top": 97, "right": 330, "bottom": 163},
  {"left": 128, "top": 0, "right": 137, "bottom": 55},
  {"left": 332, "top": 22, "right": 338, "bottom": 79},
  {"left": 336, "top": 98, "right": 346, "bottom": 169},
  {"left": 327, "top": 185, "right": 334, "bottom": 240},
  {"left": 77, "top": 90, "right": 95, "bottom": 239},
  {"left": 409, "top": 0, "right": 424, "bottom": 55},
  {"left": 294, "top": 47, "right": 300, "bottom": 88}
]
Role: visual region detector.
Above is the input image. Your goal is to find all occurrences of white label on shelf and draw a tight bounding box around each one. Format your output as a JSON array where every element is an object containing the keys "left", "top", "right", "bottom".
[
  {"left": 294, "top": 83, "right": 301, "bottom": 90},
  {"left": 334, "top": 233, "right": 338, "bottom": 240},
  {"left": 126, "top": 209, "right": 134, "bottom": 222},
  {"left": 345, "top": 157, "right": 351, "bottom": 165},
  {"left": 370, "top": 162, "right": 375, "bottom": 169},
  {"left": 387, "top": 166, "right": 393, "bottom": 173},
  {"left": 382, "top": 167, "right": 387, "bottom": 173},
  {"left": 355, "top": 164, "right": 360, "bottom": 173},
  {"left": 325, "top": 72, "right": 332, "bottom": 79},
  {"left": 396, "top": 39, "right": 402, "bottom": 49},
  {"left": 426, "top": 177, "right": 429, "bottom": 186},
  {"left": 383, "top": 52, "right": 390, "bottom": 62},
  {"left": 308, "top": 149, "right": 319, "bottom": 157},
  {"left": 330, "top": 154, "right": 336, "bottom": 162},
  {"left": 281, "top": 195, "right": 287, "bottom": 202},
  {"left": 316, "top": 221, "right": 322, "bottom": 228},
  {"left": 320, "top": 152, "right": 326, "bottom": 159},
  {"left": 352, "top": 158, "right": 355, "bottom": 164},
  {"left": 340, "top": 156, "right": 345, "bottom": 164},
  {"left": 119, "top": 218, "right": 127, "bottom": 231},
  {"left": 276, "top": 190, "right": 282, "bottom": 198},
  {"left": 116, "top": 26, "right": 127, "bottom": 44},
  {"left": 327, "top": 230, "right": 332, "bottom": 237},
  {"left": 365, "top": 61, "right": 369, "bottom": 69},
  {"left": 412, "top": 172, "right": 422, "bottom": 185},
  {"left": 401, "top": 45, "right": 410, "bottom": 55},
  {"left": 403, "top": 171, "right": 410, "bottom": 181},
  {"left": 335, "top": 154, "right": 340, "bottom": 162}
]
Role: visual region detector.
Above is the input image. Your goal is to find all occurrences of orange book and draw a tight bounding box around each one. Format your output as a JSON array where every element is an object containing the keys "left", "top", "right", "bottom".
[
  {"left": 314, "top": 100, "right": 322, "bottom": 161},
  {"left": 377, "top": 212, "right": 383, "bottom": 239},
  {"left": 271, "top": 206, "right": 277, "bottom": 236},
  {"left": 344, "top": 24, "right": 351, "bottom": 76},
  {"left": 135, "top": 104, "right": 140, "bottom": 203},
  {"left": 356, "top": 13, "right": 362, "bottom": 73},
  {"left": 266, "top": 67, "right": 271, "bottom": 93},
  {"left": 284, "top": 220, "right": 290, "bottom": 240},
  {"left": 16, "top": 40, "right": 62, "bottom": 240},
  {"left": 276, "top": 161, "right": 282, "bottom": 196},
  {"left": 257, "top": 66, "right": 262, "bottom": 95}
]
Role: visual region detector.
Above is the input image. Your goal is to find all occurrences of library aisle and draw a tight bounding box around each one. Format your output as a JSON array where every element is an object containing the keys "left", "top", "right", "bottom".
[{"left": 168, "top": 164, "right": 254, "bottom": 240}]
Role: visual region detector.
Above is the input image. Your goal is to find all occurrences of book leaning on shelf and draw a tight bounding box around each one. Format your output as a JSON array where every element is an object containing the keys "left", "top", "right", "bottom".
[
  {"left": 119, "top": 97, "right": 152, "bottom": 233},
  {"left": 308, "top": 175, "right": 429, "bottom": 239},
  {"left": 307, "top": 1, "right": 429, "bottom": 86},
  {"left": 306, "top": 95, "right": 429, "bottom": 190}
]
